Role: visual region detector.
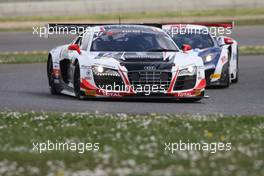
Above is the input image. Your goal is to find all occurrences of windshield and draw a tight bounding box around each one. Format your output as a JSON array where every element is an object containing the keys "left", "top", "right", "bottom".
[
  {"left": 170, "top": 33, "right": 215, "bottom": 49},
  {"left": 90, "top": 28, "right": 178, "bottom": 52}
]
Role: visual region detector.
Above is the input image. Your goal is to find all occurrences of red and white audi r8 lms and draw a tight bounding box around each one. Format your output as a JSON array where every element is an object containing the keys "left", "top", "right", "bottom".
[
  {"left": 163, "top": 23, "right": 238, "bottom": 87},
  {"left": 47, "top": 24, "right": 206, "bottom": 102}
]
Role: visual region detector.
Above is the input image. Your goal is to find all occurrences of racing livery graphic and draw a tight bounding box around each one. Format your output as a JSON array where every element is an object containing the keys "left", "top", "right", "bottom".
[
  {"left": 163, "top": 23, "right": 238, "bottom": 87},
  {"left": 47, "top": 24, "right": 206, "bottom": 102}
]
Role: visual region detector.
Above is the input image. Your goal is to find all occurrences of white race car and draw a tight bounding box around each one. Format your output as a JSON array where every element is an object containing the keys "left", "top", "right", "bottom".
[
  {"left": 47, "top": 24, "right": 206, "bottom": 102},
  {"left": 163, "top": 23, "right": 238, "bottom": 87}
]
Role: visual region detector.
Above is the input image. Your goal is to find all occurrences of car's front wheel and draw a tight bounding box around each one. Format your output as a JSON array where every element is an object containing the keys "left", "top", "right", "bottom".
[
  {"left": 47, "top": 56, "right": 60, "bottom": 94},
  {"left": 232, "top": 49, "right": 239, "bottom": 83},
  {"left": 220, "top": 55, "right": 231, "bottom": 88},
  {"left": 73, "top": 62, "right": 82, "bottom": 99}
]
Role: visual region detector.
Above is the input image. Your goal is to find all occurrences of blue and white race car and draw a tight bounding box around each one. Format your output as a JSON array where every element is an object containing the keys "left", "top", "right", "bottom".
[{"left": 163, "top": 24, "right": 238, "bottom": 87}]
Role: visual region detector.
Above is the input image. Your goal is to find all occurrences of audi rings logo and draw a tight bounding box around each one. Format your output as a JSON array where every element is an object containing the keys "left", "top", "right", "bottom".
[{"left": 144, "top": 66, "right": 156, "bottom": 70}]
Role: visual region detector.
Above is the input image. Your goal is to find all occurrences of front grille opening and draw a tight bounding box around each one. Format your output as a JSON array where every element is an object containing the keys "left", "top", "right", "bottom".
[
  {"left": 174, "top": 75, "right": 197, "bottom": 91},
  {"left": 128, "top": 71, "right": 172, "bottom": 91},
  {"left": 93, "top": 75, "right": 125, "bottom": 91}
]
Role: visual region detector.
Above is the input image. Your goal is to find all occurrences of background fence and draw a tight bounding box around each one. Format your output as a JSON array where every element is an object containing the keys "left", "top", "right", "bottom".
[{"left": 0, "top": 0, "right": 264, "bottom": 17}]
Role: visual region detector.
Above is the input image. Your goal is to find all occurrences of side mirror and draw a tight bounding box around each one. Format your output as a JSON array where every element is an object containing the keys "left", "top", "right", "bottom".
[
  {"left": 217, "top": 36, "right": 234, "bottom": 46},
  {"left": 224, "top": 37, "right": 234, "bottom": 45},
  {"left": 182, "top": 44, "right": 192, "bottom": 52},
  {"left": 68, "top": 44, "right": 81, "bottom": 54}
]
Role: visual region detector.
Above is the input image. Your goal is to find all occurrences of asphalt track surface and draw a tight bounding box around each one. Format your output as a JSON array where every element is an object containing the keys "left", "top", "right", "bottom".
[
  {"left": 1, "top": 26, "right": 264, "bottom": 52},
  {"left": 0, "top": 55, "right": 264, "bottom": 115}
]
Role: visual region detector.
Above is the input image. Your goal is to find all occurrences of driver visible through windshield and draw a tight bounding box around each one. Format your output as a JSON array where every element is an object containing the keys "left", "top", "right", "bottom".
[{"left": 170, "top": 32, "right": 215, "bottom": 50}]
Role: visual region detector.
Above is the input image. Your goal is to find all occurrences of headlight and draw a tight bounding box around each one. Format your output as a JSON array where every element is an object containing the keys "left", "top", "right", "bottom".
[
  {"left": 92, "top": 66, "right": 120, "bottom": 77},
  {"left": 178, "top": 65, "right": 197, "bottom": 76},
  {"left": 202, "top": 54, "right": 214, "bottom": 63},
  {"left": 96, "top": 66, "right": 104, "bottom": 73}
]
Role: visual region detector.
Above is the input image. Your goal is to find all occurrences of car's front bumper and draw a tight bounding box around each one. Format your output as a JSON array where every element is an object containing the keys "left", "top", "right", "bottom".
[
  {"left": 80, "top": 77, "right": 206, "bottom": 99},
  {"left": 205, "top": 62, "right": 229, "bottom": 87}
]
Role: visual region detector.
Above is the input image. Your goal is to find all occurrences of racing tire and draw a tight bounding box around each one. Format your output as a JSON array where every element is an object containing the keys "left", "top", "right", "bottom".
[
  {"left": 73, "top": 62, "right": 83, "bottom": 99},
  {"left": 47, "top": 56, "right": 60, "bottom": 95},
  {"left": 221, "top": 58, "right": 230, "bottom": 88},
  {"left": 232, "top": 48, "right": 239, "bottom": 83}
]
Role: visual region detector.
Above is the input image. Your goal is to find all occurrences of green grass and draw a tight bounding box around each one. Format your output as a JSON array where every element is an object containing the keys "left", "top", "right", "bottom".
[
  {"left": 0, "top": 111, "right": 263, "bottom": 176},
  {"left": 1, "top": 8, "right": 264, "bottom": 32},
  {"left": 236, "top": 19, "right": 264, "bottom": 26},
  {"left": 239, "top": 46, "right": 264, "bottom": 55},
  {"left": 0, "top": 52, "right": 47, "bottom": 64},
  {"left": 1, "top": 8, "right": 264, "bottom": 23}
]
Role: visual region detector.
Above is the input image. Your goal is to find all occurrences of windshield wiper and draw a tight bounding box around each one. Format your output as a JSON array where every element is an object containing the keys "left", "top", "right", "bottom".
[{"left": 145, "top": 48, "right": 178, "bottom": 52}]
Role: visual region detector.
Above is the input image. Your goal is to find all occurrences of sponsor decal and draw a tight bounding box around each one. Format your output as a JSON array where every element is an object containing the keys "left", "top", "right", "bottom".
[
  {"left": 105, "top": 92, "right": 121, "bottom": 97},
  {"left": 210, "top": 74, "right": 221, "bottom": 79},
  {"left": 177, "top": 92, "right": 194, "bottom": 97}
]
